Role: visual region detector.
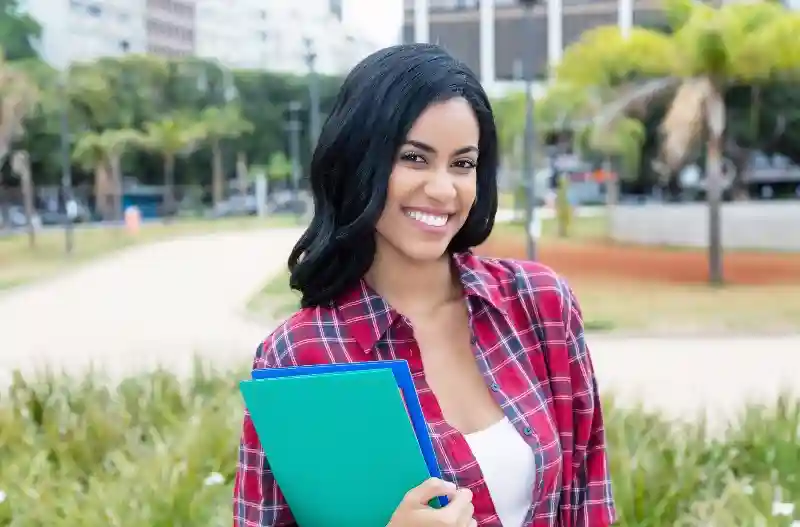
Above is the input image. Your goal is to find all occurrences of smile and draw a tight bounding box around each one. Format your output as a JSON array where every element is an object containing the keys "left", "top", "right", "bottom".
[{"left": 405, "top": 210, "right": 449, "bottom": 228}]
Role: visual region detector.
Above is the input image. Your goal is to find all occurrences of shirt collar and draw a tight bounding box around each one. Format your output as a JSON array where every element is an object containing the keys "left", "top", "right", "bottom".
[{"left": 335, "top": 250, "right": 506, "bottom": 355}]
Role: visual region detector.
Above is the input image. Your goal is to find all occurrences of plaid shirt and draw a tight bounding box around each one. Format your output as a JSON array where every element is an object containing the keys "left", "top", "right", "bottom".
[{"left": 234, "top": 251, "right": 615, "bottom": 527}]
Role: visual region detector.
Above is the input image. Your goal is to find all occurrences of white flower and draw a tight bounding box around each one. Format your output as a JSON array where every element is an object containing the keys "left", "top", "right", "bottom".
[
  {"left": 771, "top": 501, "right": 795, "bottom": 516},
  {"left": 204, "top": 472, "right": 225, "bottom": 486},
  {"left": 0, "top": 490, "right": 6, "bottom": 504}
]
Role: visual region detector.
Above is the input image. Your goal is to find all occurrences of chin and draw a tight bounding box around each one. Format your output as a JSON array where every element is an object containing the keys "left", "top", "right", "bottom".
[{"left": 396, "top": 241, "right": 452, "bottom": 263}]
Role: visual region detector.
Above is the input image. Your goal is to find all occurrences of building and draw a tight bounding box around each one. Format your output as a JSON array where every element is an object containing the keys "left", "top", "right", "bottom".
[
  {"left": 193, "top": 0, "right": 377, "bottom": 74},
  {"left": 401, "top": 0, "right": 664, "bottom": 89},
  {"left": 22, "top": 0, "right": 373, "bottom": 75},
  {"left": 144, "top": 0, "right": 196, "bottom": 58},
  {"left": 21, "top": 0, "right": 148, "bottom": 67}
]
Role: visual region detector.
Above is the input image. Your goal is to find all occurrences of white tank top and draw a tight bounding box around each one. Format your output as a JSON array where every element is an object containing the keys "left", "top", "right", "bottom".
[{"left": 463, "top": 418, "right": 536, "bottom": 527}]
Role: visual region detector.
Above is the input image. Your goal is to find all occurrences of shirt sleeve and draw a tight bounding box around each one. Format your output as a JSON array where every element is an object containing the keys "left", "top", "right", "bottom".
[
  {"left": 232, "top": 342, "right": 297, "bottom": 527},
  {"left": 561, "top": 280, "right": 616, "bottom": 527}
]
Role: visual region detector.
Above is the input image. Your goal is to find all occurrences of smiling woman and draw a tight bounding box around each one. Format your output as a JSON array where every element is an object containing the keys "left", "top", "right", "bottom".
[{"left": 234, "top": 44, "right": 615, "bottom": 527}]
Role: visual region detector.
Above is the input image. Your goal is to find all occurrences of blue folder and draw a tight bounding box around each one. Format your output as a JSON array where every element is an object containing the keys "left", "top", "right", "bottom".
[{"left": 251, "top": 359, "right": 447, "bottom": 507}]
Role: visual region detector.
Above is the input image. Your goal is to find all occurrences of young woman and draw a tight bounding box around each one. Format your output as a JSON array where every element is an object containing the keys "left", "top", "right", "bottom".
[{"left": 234, "top": 43, "right": 615, "bottom": 527}]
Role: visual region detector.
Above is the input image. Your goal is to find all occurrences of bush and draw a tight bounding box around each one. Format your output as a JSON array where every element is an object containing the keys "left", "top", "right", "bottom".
[{"left": 0, "top": 366, "right": 798, "bottom": 526}]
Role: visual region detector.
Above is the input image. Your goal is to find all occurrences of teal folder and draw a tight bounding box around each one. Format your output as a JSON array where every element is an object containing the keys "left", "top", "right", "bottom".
[{"left": 240, "top": 368, "right": 435, "bottom": 527}]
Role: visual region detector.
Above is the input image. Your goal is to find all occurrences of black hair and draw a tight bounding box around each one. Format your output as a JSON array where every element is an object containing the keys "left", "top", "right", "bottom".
[{"left": 288, "top": 43, "right": 499, "bottom": 308}]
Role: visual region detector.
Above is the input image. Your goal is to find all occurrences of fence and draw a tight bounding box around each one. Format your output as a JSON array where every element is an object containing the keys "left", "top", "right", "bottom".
[{"left": 609, "top": 202, "right": 800, "bottom": 251}]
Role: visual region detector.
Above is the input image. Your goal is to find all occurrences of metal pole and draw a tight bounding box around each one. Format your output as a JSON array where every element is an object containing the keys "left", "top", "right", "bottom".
[
  {"left": 287, "top": 101, "right": 302, "bottom": 223},
  {"left": 522, "top": 6, "right": 537, "bottom": 261},
  {"left": 59, "top": 71, "right": 74, "bottom": 254},
  {"left": 304, "top": 38, "right": 322, "bottom": 152}
]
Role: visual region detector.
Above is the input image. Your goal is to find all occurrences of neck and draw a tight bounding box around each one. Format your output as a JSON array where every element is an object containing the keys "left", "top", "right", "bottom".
[{"left": 365, "top": 243, "right": 459, "bottom": 317}]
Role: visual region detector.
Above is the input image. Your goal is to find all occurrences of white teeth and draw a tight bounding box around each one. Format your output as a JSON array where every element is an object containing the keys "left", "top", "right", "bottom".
[{"left": 406, "top": 210, "right": 448, "bottom": 227}]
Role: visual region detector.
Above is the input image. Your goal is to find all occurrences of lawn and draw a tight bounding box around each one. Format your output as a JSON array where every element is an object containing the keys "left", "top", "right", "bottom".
[
  {"left": 0, "top": 366, "right": 797, "bottom": 526},
  {"left": 482, "top": 216, "right": 800, "bottom": 334},
  {"left": 249, "top": 214, "right": 800, "bottom": 334},
  {"left": 0, "top": 215, "right": 301, "bottom": 291}
]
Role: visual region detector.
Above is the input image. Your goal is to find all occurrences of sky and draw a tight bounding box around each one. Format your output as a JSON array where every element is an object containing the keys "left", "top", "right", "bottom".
[{"left": 343, "top": 0, "right": 404, "bottom": 48}]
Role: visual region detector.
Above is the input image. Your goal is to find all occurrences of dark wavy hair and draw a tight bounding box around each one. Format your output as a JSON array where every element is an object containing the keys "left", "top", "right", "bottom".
[{"left": 288, "top": 43, "right": 499, "bottom": 308}]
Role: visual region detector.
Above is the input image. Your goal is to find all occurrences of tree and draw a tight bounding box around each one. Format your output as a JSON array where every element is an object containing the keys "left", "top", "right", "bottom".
[
  {"left": 139, "top": 115, "right": 206, "bottom": 215},
  {"left": 73, "top": 129, "right": 142, "bottom": 220},
  {"left": 0, "top": 0, "right": 41, "bottom": 61},
  {"left": 199, "top": 105, "right": 254, "bottom": 206},
  {"left": 547, "top": 0, "right": 800, "bottom": 284},
  {"left": 0, "top": 49, "right": 39, "bottom": 167}
]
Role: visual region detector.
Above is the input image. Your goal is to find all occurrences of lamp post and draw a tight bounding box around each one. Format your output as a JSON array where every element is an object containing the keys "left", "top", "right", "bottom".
[
  {"left": 286, "top": 101, "right": 303, "bottom": 223},
  {"left": 303, "top": 37, "right": 322, "bottom": 152},
  {"left": 58, "top": 69, "right": 75, "bottom": 254},
  {"left": 518, "top": 0, "right": 540, "bottom": 261}
]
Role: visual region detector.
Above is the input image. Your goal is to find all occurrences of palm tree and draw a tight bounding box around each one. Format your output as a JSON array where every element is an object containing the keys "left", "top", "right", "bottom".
[
  {"left": 546, "top": 0, "right": 800, "bottom": 284},
  {"left": 140, "top": 115, "right": 206, "bottom": 217},
  {"left": 0, "top": 49, "right": 39, "bottom": 228},
  {"left": 199, "top": 105, "right": 254, "bottom": 207},
  {"left": 73, "top": 128, "right": 142, "bottom": 220}
]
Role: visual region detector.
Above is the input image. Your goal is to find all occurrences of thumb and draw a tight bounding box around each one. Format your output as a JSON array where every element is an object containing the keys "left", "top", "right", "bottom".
[{"left": 405, "top": 478, "right": 458, "bottom": 506}]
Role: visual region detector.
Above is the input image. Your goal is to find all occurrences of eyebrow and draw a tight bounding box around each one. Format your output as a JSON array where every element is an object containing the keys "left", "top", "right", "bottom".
[{"left": 404, "top": 139, "right": 478, "bottom": 156}]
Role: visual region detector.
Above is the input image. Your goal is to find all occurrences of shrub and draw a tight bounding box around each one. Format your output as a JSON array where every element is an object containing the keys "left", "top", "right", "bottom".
[{"left": 0, "top": 365, "right": 798, "bottom": 526}]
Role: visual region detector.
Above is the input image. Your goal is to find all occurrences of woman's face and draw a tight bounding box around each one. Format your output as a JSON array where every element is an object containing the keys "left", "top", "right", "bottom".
[{"left": 375, "top": 97, "right": 480, "bottom": 263}]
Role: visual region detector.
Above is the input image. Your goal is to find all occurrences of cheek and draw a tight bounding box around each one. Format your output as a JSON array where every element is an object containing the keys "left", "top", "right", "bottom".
[{"left": 456, "top": 176, "right": 478, "bottom": 212}]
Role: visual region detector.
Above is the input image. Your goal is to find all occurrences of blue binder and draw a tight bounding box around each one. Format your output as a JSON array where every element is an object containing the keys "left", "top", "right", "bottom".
[{"left": 251, "top": 359, "right": 448, "bottom": 507}]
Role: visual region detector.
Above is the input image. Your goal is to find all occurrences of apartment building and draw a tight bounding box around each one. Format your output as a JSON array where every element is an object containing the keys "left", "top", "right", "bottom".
[
  {"left": 21, "top": 0, "right": 147, "bottom": 67},
  {"left": 144, "top": 0, "right": 196, "bottom": 58},
  {"left": 22, "top": 0, "right": 373, "bottom": 75},
  {"left": 193, "top": 0, "right": 377, "bottom": 74},
  {"left": 402, "top": 0, "right": 664, "bottom": 85}
]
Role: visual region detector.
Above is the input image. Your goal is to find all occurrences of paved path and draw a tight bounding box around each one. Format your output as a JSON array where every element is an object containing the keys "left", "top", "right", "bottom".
[
  {"left": 589, "top": 335, "right": 800, "bottom": 423},
  {"left": 0, "top": 228, "right": 304, "bottom": 384},
  {"left": 0, "top": 227, "right": 797, "bottom": 423}
]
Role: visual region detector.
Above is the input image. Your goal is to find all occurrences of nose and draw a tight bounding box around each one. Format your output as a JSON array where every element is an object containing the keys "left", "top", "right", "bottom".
[{"left": 424, "top": 167, "right": 457, "bottom": 202}]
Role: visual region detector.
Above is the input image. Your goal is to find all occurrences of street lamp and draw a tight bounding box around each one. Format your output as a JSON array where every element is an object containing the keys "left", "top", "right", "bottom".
[
  {"left": 303, "top": 37, "right": 322, "bottom": 152},
  {"left": 518, "top": 0, "right": 541, "bottom": 261},
  {"left": 285, "top": 101, "right": 303, "bottom": 223},
  {"left": 58, "top": 69, "right": 75, "bottom": 254}
]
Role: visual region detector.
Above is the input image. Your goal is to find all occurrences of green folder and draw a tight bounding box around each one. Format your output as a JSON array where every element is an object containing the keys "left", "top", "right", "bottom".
[{"left": 240, "top": 368, "right": 434, "bottom": 527}]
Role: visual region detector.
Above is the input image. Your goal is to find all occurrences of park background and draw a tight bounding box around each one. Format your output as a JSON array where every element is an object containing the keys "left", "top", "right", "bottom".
[{"left": 1, "top": 0, "right": 800, "bottom": 525}]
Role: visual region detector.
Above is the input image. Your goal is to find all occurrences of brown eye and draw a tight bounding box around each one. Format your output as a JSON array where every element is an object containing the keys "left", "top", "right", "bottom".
[
  {"left": 453, "top": 159, "right": 477, "bottom": 170},
  {"left": 400, "top": 152, "right": 425, "bottom": 163}
]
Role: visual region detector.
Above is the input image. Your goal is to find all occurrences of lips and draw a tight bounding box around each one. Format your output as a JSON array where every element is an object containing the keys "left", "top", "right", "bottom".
[{"left": 405, "top": 209, "right": 449, "bottom": 227}]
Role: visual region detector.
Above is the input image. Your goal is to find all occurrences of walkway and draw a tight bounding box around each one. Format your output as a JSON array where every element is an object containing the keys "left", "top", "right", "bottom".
[
  {"left": 0, "top": 228, "right": 304, "bottom": 384},
  {"left": 0, "top": 227, "right": 797, "bottom": 421}
]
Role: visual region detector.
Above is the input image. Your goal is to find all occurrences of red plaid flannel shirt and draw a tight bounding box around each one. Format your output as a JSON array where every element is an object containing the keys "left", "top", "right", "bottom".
[{"left": 234, "top": 252, "right": 616, "bottom": 526}]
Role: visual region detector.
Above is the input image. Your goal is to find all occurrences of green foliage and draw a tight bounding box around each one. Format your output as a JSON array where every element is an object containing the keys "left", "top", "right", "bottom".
[
  {"left": 266, "top": 151, "right": 293, "bottom": 184},
  {"left": 554, "top": 176, "right": 572, "bottom": 237},
  {"left": 2, "top": 55, "right": 343, "bottom": 189},
  {"left": 0, "top": 368, "right": 798, "bottom": 525},
  {"left": 0, "top": 0, "right": 42, "bottom": 61}
]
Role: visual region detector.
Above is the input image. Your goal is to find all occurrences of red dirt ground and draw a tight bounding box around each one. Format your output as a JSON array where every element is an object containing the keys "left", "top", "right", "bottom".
[{"left": 476, "top": 236, "right": 800, "bottom": 286}]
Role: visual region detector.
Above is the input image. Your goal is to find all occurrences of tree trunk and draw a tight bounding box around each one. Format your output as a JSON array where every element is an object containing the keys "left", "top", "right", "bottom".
[
  {"left": 705, "top": 87, "right": 726, "bottom": 286},
  {"left": 163, "top": 154, "right": 176, "bottom": 220},
  {"left": 12, "top": 151, "right": 35, "bottom": 248},
  {"left": 109, "top": 155, "right": 123, "bottom": 221},
  {"left": 236, "top": 151, "right": 248, "bottom": 196},
  {"left": 603, "top": 157, "right": 618, "bottom": 242},
  {"left": 211, "top": 140, "right": 224, "bottom": 207}
]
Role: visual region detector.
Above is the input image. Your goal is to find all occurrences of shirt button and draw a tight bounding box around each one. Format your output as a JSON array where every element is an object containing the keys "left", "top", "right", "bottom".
[
  {"left": 490, "top": 382, "right": 500, "bottom": 392},
  {"left": 523, "top": 426, "right": 533, "bottom": 436}
]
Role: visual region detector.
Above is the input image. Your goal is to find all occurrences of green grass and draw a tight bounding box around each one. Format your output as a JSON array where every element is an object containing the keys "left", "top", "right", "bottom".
[
  {"left": 0, "top": 215, "right": 302, "bottom": 291},
  {"left": 246, "top": 271, "right": 298, "bottom": 322},
  {"left": 0, "top": 366, "right": 798, "bottom": 526}
]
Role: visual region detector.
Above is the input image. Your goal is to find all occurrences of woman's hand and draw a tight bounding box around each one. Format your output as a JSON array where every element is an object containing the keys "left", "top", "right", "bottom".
[{"left": 387, "top": 478, "right": 476, "bottom": 527}]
